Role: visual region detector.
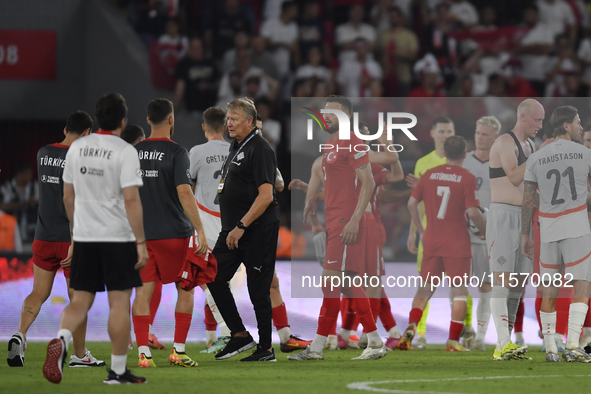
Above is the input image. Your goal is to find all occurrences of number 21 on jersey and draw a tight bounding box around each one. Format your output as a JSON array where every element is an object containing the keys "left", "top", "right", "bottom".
[{"left": 436, "top": 186, "right": 450, "bottom": 219}]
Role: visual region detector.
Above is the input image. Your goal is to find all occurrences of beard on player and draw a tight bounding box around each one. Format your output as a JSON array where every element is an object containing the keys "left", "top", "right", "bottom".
[{"left": 325, "top": 118, "right": 339, "bottom": 135}]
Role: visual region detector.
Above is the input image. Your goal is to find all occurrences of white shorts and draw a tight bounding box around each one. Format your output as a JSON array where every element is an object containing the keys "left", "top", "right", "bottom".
[
  {"left": 198, "top": 207, "right": 221, "bottom": 251},
  {"left": 487, "top": 203, "right": 532, "bottom": 274},
  {"left": 471, "top": 243, "right": 489, "bottom": 283},
  {"left": 540, "top": 234, "right": 591, "bottom": 282}
]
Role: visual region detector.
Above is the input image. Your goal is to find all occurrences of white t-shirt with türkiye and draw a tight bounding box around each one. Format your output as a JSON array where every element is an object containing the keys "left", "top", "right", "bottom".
[{"left": 63, "top": 130, "right": 143, "bottom": 243}]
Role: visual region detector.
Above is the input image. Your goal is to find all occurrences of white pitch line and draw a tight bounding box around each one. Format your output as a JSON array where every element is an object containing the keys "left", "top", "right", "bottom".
[{"left": 347, "top": 374, "right": 591, "bottom": 394}]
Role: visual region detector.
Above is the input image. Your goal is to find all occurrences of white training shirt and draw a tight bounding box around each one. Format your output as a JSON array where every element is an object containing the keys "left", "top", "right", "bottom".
[
  {"left": 63, "top": 131, "right": 143, "bottom": 242},
  {"left": 524, "top": 139, "right": 591, "bottom": 243}
]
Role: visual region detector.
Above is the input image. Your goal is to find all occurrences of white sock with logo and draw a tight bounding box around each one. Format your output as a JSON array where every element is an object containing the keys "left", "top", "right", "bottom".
[
  {"left": 490, "top": 286, "right": 510, "bottom": 351},
  {"left": 540, "top": 311, "right": 558, "bottom": 354},
  {"left": 566, "top": 302, "right": 588, "bottom": 349},
  {"left": 475, "top": 291, "right": 491, "bottom": 342}
]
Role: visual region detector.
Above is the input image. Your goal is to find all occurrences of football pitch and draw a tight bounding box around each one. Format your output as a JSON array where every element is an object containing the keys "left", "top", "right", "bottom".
[{"left": 3, "top": 342, "right": 590, "bottom": 394}]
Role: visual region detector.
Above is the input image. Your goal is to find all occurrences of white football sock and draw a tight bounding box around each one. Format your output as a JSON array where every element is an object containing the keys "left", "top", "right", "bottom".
[
  {"left": 506, "top": 291, "right": 521, "bottom": 335},
  {"left": 581, "top": 327, "right": 591, "bottom": 347},
  {"left": 278, "top": 327, "right": 292, "bottom": 343},
  {"left": 339, "top": 329, "right": 351, "bottom": 342},
  {"left": 310, "top": 334, "right": 326, "bottom": 353},
  {"left": 206, "top": 330, "right": 217, "bottom": 346},
  {"left": 173, "top": 343, "right": 185, "bottom": 353},
  {"left": 204, "top": 288, "right": 226, "bottom": 325},
  {"left": 111, "top": 354, "right": 127, "bottom": 375},
  {"left": 540, "top": 311, "right": 558, "bottom": 354},
  {"left": 138, "top": 345, "right": 151, "bottom": 358},
  {"left": 388, "top": 326, "right": 401, "bottom": 339},
  {"left": 476, "top": 291, "right": 491, "bottom": 342},
  {"left": 515, "top": 331, "right": 524, "bottom": 343},
  {"left": 490, "top": 286, "right": 510, "bottom": 350},
  {"left": 219, "top": 323, "right": 231, "bottom": 337},
  {"left": 366, "top": 330, "right": 383, "bottom": 347},
  {"left": 57, "top": 329, "right": 72, "bottom": 352},
  {"left": 566, "top": 302, "right": 588, "bottom": 349}
]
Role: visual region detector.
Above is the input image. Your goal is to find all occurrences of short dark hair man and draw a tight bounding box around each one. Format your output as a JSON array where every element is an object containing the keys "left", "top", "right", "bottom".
[
  {"left": 208, "top": 97, "right": 281, "bottom": 362},
  {"left": 8, "top": 111, "right": 102, "bottom": 368},
  {"left": 121, "top": 125, "right": 146, "bottom": 146},
  {"left": 42, "top": 93, "right": 148, "bottom": 385}
]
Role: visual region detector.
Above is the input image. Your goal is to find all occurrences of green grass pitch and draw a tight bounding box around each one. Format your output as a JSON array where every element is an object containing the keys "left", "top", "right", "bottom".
[{"left": 3, "top": 342, "right": 591, "bottom": 394}]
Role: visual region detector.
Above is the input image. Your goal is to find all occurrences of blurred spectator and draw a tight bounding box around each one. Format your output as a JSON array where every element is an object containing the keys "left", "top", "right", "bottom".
[
  {"left": 336, "top": 39, "right": 383, "bottom": 97},
  {"left": 174, "top": 37, "right": 220, "bottom": 114},
  {"left": 216, "top": 70, "right": 242, "bottom": 107},
  {"left": 474, "top": 6, "right": 497, "bottom": 31},
  {"left": 379, "top": 6, "right": 419, "bottom": 96},
  {"left": 295, "top": 46, "right": 332, "bottom": 84},
  {"left": 222, "top": 31, "right": 250, "bottom": 73},
  {"left": 544, "top": 34, "right": 581, "bottom": 96},
  {"left": 0, "top": 209, "right": 22, "bottom": 252},
  {"left": 260, "top": 0, "right": 300, "bottom": 80},
  {"left": 577, "top": 30, "right": 591, "bottom": 84},
  {"left": 336, "top": 4, "right": 377, "bottom": 62},
  {"left": 299, "top": 1, "right": 330, "bottom": 65},
  {"left": 424, "top": 2, "right": 458, "bottom": 86},
  {"left": 515, "top": 4, "right": 554, "bottom": 96},
  {"left": 206, "top": 0, "right": 253, "bottom": 58},
  {"left": 0, "top": 162, "right": 38, "bottom": 243},
  {"left": 263, "top": 0, "right": 288, "bottom": 21},
  {"left": 251, "top": 35, "right": 280, "bottom": 80},
  {"left": 257, "top": 98, "right": 282, "bottom": 151},
  {"left": 483, "top": 73, "right": 517, "bottom": 126},
  {"left": 536, "top": 0, "right": 577, "bottom": 41},
  {"left": 448, "top": 0, "right": 479, "bottom": 28},
  {"left": 156, "top": 18, "right": 189, "bottom": 84},
  {"left": 129, "top": 0, "right": 168, "bottom": 44},
  {"left": 370, "top": 0, "right": 397, "bottom": 34},
  {"left": 503, "top": 63, "right": 539, "bottom": 97}
]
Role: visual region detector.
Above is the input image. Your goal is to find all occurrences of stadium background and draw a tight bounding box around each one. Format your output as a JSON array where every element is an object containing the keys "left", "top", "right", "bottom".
[{"left": 1, "top": 0, "right": 590, "bottom": 345}]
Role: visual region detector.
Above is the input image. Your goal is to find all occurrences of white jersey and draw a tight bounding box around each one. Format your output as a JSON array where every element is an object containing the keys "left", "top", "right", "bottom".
[
  {"left": 463, "top": 151, "right": 491, "bottom": 244},
  {"left": 188, "top": 139, "right": 230, "bottom": 245},
  {"left": 524, "top": 139, "right": 591, "bottom": 243},
  {"left": 63, "top": 132, "right": 143, "bottom": 242}
]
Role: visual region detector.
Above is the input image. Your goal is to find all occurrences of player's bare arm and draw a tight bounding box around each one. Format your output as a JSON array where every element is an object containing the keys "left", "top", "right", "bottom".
[
  {"left": 123, "top": 185, "right": 149, "bottom": 270},
  {"left": 275, "top": 168, "right": 285, "bottom": 192},
  {"left": 521, "top": 181, "right": 537, "bottom": 260},
  {"left": 385, "top": 152, "right": 404, "bottom": 183},
  {"left": 341, "top": 163, "right": 375, "bottom": 245},
  {"left": 367, "top": 132, "right": 400, "bottom": 166},
  {"left": 226, "top": 182, "right": 274, "bottom": 250},
  {"left": 61, "top": 182, "right": 75, "bottom": 266},
  {"left": 177, "top": 184, "right": 209, "bottom": 254},
  {"left": 303, "top": 157, "right": 324, "bottom": 223},
  {"left": 407, "top": 196, "right": 425, "bottom": 238},
  {"left": 288, "top": 178, "right": 308, "bottom": 193},
  {"left": 466, "top": 206, "right": 486, "bottom": 238},
  {"left": 496, "top": 134, "right": 528, "bottom": 187}
]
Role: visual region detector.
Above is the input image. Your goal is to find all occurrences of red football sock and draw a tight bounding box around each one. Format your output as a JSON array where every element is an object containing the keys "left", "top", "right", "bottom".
[
  {"left": 514, "top": 300, "right": 524, "bottom": 333},
  {"left": 149, "top": 281, "right": 163, "bottom": 326},
  {"left": 449, "top": 321, "right": 464, "bottom": 342},
  {"left": 379, "top": 294, "right": 397, "bottom": 332},
  {"left": 330, "top": 320, "right": 337, "bottom": 336},
  {"left": 363, "top": 298, "right": 382, "bottom": 333},
  {"left": 204, "top": 305, "right": 217, "bottom": 331},
  {"left": 272, "top": 302, "right": 290, "bottom": 330},
  {"left": 174, "top": 312, "right": 192, "bottom": 344},
  {"left": 535, "top": 291, "right": 542, "bottom": 332},
  {"left": 556, "top": 296, "right": 571, "bottom": 336},
  {"left": 345, "top": 286, "right": 377, "bottom": 333},
  {"left": 409, "top": 308, "right": 423, "bottom": 326},
  {"left": 317, "top": 298, "right": 340, "bottom": 336},
  {"left": 133, "top": 315, "right": 150, "bottom": 348},
  {"left": 341, "top": 297, "right": 356, "bottom": 330},
  {"left": 584, "top": 306, "right": 591, "bottom": 328}
]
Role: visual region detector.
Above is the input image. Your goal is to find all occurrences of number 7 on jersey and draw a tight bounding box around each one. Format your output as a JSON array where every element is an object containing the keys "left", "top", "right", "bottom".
[{"left": 436, "top": 186, "right": 450, "bottom": 219}]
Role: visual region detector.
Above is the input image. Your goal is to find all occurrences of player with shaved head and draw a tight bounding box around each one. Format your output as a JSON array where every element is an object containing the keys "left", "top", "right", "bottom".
[{"left": 487, "top": 98, "right": 544, "bottom": 360}]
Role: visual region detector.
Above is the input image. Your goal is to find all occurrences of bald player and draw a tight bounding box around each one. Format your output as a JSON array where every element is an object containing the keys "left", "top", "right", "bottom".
[{"left": 487, "top": 98, "right": 544, "bottom": 360}]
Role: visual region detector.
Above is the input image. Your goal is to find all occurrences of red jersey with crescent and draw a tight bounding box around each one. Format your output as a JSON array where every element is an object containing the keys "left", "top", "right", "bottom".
[
  {"left": 411, "top": 164, "right": 480, "bottom": 257},
  {"left": 322, "top": 135, "right": 370, "bottom": 228}
]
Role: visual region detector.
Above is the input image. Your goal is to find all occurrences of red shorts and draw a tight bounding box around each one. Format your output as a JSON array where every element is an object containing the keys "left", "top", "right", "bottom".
[
  {"left": 420, "top": 255, "right": 471, "bottom": 283},
  {"left": 142, "top": 237, "right": 190, "bottom": 284},
  {"left": 32, "top": 239, "right": 71, "bottom": 279},
  {"left": 364, "top": 213, "right": 384, "bottom": 277},
  {"left": 324, "top": 215, "right": 367, "bottom": 274},
  {"left": 185, "top": 232, "right": 217, "bottom": 286}
]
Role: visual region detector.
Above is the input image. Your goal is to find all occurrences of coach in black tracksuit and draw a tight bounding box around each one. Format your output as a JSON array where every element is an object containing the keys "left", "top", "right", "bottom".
[{"left": 209, "top": 97, "right": 280, "bottom": 362}]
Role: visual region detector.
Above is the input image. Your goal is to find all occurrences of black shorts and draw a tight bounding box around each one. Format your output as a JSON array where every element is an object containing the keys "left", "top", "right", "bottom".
[{"left": 69, "top": 242, "right": 143, "bottom": 292}]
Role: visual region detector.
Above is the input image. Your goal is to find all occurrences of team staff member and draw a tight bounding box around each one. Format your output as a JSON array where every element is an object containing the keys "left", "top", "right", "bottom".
[
  {"left": 8, "top": 111, "right": 104, "bottom": 368},
  {"left": 42, "top": 93, "right": 148, "bottom": 385},
  {"left": 209, "top": 98, "right": 280, "bottom": 362},
  {"left": 131, "top": 98, "right": 208, "bottom": 368}
]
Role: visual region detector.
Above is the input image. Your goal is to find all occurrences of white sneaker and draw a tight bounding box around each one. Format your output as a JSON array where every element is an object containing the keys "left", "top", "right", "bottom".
[
  {"left": 351, "top": 345, "right": 388, "bottom": 360},
  {"left": 287, "top": 346, "right": 324, "bottom": 361},
  {"left": 326, "top": 335, "right": 338, "bottom": 350},
  {"left": 7, "top": 332, "right": 25, "bottom": 367},
  {"left": 69, "top": 349, "right": 106, "bottom": 367}
]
